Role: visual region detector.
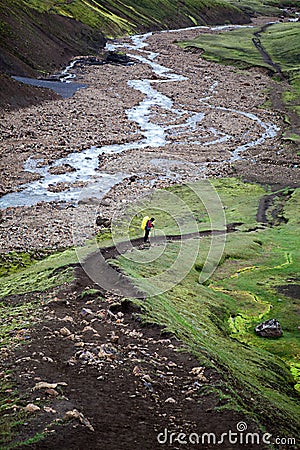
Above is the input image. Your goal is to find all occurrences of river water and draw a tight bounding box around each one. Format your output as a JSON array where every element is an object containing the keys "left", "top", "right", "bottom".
[
  {"left": 0, "top": 25, "right": 279, "bottom": 210},
  {"left": 12, "top": 76, "right": 86, "bottom": 98}
]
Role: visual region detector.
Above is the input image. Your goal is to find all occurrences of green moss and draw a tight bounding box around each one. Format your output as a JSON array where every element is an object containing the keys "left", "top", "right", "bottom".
[
  {"left": 13, "top": 432, "right": 47, "bottom": 448},
  {"left": 282, "top": 132, "right": 300, "bottom": 143},
  {"left": 227, "top": 0, "right": 285, "bottom": 16},
  {"left": 0, "top": 249, "right": 77, "bottom": 299},
  {"left": 0, "top": 299, "right": 38, "bottom": 348},
  {"left": 15, "top": 0, "right": 249, "bottom": 38},
  {"left": 0, "top": 377, "right": 25, "bottom": 449},
  {"left": 261, "top": 23, "right": 300, "bottom": 71},
  {"left": 0, "top": 299, "right": 44, "bottom": 447},
  {"left": 290, "top": 363, "right": 300, "bottom": 393},
  {"left": 0, "top": 249, "right": 58, "bottom": 277},
  {"left": 0, "top": 19, "right": 9, "bottom": 35},
  {"left": 179, "top": 26, "right": 268, "bottom": 69},
  {"left": 188, "top": 15, "right": 198, "bottom": 25},
  {"left": 80, "top": 288, "right": 102, "bottom": 298}
]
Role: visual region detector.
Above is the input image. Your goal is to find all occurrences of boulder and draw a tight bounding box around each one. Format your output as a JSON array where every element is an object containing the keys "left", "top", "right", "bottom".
[
  {"left": 255, "top": 318, "right": 282, "bottom": 338},
  {"left": 104, "top": 51, "right": 130, "bottom": 65},
  {"left": 95, "top": 216, "right": 111, "bottom": 227},
  {"left": 25, "top": 403, "right": 40, "bottom": 413}
]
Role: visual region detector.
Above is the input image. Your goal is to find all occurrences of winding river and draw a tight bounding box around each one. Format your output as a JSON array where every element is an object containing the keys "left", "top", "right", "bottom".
[{"left": 0, "top": 26, "right": 279, "bottom": 210}]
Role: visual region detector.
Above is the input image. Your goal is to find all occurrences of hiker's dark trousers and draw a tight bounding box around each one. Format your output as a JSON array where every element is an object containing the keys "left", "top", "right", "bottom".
[{"left": 144, "top": 229, "right": 150, "bottom": 242}]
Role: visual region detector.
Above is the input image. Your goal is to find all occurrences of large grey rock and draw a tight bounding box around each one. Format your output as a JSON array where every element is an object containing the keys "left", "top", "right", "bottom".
[
  {"left": 104, "top": 51, "right": 130, "bottom": 65},
  {"left": 255, "top": 318, "right": 283, "bottom": 338},
  {"left": 95, "top": 216, "right": 111, "bottom": 227}
]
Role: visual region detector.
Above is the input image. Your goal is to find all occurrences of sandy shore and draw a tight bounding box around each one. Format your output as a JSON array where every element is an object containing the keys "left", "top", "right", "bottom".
[{"left": 0, "top": 25, "right": 299, "bottom": 252}]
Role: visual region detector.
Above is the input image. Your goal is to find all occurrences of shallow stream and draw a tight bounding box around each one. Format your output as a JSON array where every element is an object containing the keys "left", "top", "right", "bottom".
[{"left": 1, "top": 25, "right": 279, "bottom": 209}]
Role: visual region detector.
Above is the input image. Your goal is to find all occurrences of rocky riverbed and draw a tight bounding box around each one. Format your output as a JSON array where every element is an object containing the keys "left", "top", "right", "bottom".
[{"left": 0, "top": 22, "right": 299, "bottom": 252}]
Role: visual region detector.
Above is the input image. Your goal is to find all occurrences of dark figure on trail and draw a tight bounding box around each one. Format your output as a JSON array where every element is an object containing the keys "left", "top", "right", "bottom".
[{"left": 144, "top": 217, "right": 155, "bottom": 243}]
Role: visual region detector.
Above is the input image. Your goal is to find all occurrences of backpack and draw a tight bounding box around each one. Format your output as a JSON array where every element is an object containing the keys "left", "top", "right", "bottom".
[{"left": 141, "top": 216, "right": 150, "bottom": 230}]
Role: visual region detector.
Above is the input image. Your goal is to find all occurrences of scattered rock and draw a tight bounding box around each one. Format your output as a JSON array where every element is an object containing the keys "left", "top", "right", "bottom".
[
  {"left": 60, "top": 327, "right": 72, "bottom": 337},
  {"left": 42, "top": 356, "right": 54, "bottom": 363},
  {"left": 33, "top": 382, "right": 58, "bottom": 390},
  {"left": 44, "top": 406, "right": 57, "bottom": 414},
  {"left": 78, "top": 350, "right": 95, "bottom": 361},
  {"left": 60, "top": 316, "right": 74, "bottom": 323},
  {"left": 133, "top": 365, "right": 144, "bottom": 377},
  {"left": 82, "top": 325, "right": 98, "bottom": 334},
  {"left": 78, "top": 197, "right": 100, "bottom": 205},
  {"left": 33, "top": 381, "right": 67, "bottom": 391},
  {"left": 98, "top": 343, "right": 118, "bottom": 358},
  {"left": 45, "top": 388, "right": 59, "bottom": 397},
  {"left": 109, "top": 331, "right": 119, "bottom": 343},
  {"left": 81, "top": 308, "right": 94, "bottom": 317},
  {"left": 104, "top": 51, "right": 131, "bottom": 65},
  {"left": 100, "top": 199, "right": 111, "bottom": 207},
  {"left": 190, "top": 367, "right": 207, "bottom": 381},
  {"left": 48, "top": 164, "right": 76, "bottom": 175},
  {"left": 64, "top": 409, "right": 81, "bottom": 421},
  {"left": 255, "top": 318, "right": 283, "bottom": 338},
  {"left": 64, "top": 409, "right": 94, "bottom": 431},
  {"left": 25, "top": 403, "right": 41, "bottom": 413},
  {"left": 165, "top": 397, "right": 177, "bottom": 404},
  {"left": 95, "top": 216, "right": 111, "bottom": 227}
]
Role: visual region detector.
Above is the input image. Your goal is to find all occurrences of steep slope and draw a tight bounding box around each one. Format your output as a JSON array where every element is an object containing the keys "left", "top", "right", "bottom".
[
  {"left": 0, "top": 72, "right": 59, "bottom": 110},
  {"left": 20, "top": 0, "right": 251, "bottom": 36},
  {"left": 0, "top": 0, "right": 106, "bottom": 77}
]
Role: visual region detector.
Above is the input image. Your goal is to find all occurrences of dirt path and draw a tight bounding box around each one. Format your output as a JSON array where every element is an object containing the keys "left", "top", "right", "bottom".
[{"left": 252, "top": 24, "right": 285, "bottom": 80}]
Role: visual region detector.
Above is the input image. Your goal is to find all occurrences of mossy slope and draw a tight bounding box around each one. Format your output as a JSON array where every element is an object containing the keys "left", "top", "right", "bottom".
[
  {"left": 0, "top": 249, "right": 76, "bottom": 299},
  {"left": 114, "top": 180, "right": 300, "bottom": 435},
  {"left": 22, "top": 0, "right": 250, "bottom": 36}
]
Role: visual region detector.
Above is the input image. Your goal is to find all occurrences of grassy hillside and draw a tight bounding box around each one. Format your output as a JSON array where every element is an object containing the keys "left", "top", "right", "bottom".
[
  {"left": 228, "top": 0, "right": 300, "bottom": 16},
  {"left": 2, "top": 0, "right": 295, "bottom": 77},
  {"left": 22, "top": 0, "right": 250, "bottom": 36},
  {"left": 179, "top": 22, "right": 300, "bottom": 73},
  {"left": 4, "top": 0, "right": 292, "bottom": 77},
  {"left": 113, "top": 179, "right": 300, "bottom": 435},
  {"left": 0, "top": 0, "right": 106, "bottom": 77}
]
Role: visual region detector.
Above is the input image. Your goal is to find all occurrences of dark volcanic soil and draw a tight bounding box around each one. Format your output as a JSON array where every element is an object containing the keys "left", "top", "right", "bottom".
[
  {"left": 0, "top": 73, "right": 60, "bottom": 111},
  {"left": 2, "top": 269, "right": 267, "bottom": 450}
]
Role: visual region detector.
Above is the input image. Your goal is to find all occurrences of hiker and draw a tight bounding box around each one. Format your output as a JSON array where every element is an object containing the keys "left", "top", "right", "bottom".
[{"left": 143, "top": 217, "right": 155, "bottom": 243}]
